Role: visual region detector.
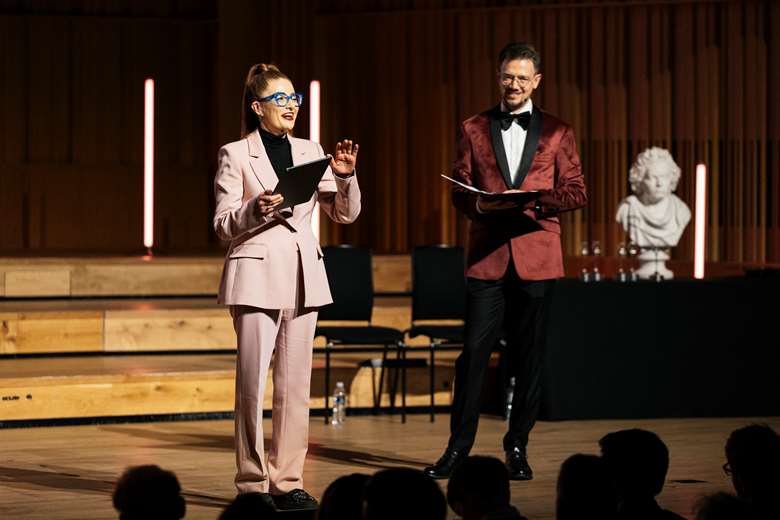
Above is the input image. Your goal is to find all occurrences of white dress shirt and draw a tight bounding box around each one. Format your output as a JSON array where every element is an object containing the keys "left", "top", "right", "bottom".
[{"left": 501, "top": 98, "right": 533, "bottom": 185}]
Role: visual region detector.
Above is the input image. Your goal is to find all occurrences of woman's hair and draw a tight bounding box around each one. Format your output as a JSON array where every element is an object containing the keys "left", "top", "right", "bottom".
[{"left": 240, "top": 63, "right": 289, "bottom": 138}]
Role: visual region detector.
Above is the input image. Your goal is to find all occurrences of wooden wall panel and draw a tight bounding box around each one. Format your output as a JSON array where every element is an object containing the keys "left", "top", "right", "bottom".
[
  {"left": 0, "top": 6, "right": 216, "bottom": 254},
  {"left": 0, "top": 0, "right": 777, "bottom": 266},
  {"left": 314, "top": 0, "right": 778, "bottom": 264}
]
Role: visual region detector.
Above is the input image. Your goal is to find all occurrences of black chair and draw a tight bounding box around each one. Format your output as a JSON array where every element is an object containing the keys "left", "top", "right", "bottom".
[
  {"left": 315, "top": 245, "right": 406, "bottom": 423},
  {"left": 406, "top": 245, "right": 466, "bottom": 421}
]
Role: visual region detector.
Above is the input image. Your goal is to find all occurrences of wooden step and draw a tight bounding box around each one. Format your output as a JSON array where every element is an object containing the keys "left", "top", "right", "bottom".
[
  {"left": 0, "top": 297, "right": 453, "bottom": 355},
  {"left": 0, "top": 255, "right": 411, "bottom": 298},
  {"left": 0, "top": 352, "right": 460, "bottom": 422}
]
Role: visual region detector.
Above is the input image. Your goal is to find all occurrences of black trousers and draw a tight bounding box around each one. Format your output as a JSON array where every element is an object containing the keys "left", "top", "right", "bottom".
[{"left": 448, "top": 267, "right": 554, "bottom": 453}]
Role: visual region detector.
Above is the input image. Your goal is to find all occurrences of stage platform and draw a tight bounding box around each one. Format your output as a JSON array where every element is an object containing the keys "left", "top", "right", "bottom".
[
  {"left": 2, "top": 415, "right": 778, "bottom": 519},
  {"left": 2, "top": 255, "right": 778, "bottom": 424},
  {"left": 0, "top": 350, "right": 459, "bottom": 423}
]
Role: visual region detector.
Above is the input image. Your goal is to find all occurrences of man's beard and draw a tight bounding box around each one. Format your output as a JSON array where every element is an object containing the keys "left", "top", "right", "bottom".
[{"left": 503, "top": 92, "right": 527, "bottom": 111}]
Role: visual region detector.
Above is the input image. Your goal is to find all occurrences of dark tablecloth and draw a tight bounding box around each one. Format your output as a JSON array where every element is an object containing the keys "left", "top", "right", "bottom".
[{"left": 540, "top": 278, "right": 780, "bottom": 420}]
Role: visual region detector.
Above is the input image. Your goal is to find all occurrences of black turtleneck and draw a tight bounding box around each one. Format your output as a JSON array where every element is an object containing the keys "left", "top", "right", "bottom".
[{"left": 259, "top": 127, "right": 293, "bottom": 177}]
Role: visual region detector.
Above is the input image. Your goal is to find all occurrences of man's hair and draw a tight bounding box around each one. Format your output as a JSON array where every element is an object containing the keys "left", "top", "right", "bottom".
[
  {"left": 112, "top": 465, "right": 185, "bottom": 520},
  {"left": 219, "top": 492, "right": 276, "bottom": 520},
  {"left": 318, "top": 473, "right": 370, "bottom": 520},
  {"left": 725, "top": 423, "right": 780, "bottom": 499},
  {"left": 599, "top": 429, "right": 669, "bottom": 497},
  {"left": 498, "top": 43, "right": 541, "bottom": 72},
  {"left": 364, "top": 468, "right": 446, "bottom": 520},
  {"left": 629, "top": 147, "right": 682, "bottom": 194},
  {"left": 447, "top": 456, "right": 511, "bottom": 513},
  {"left": 556, "top": 454, "right": 617, "bottom": 520}
]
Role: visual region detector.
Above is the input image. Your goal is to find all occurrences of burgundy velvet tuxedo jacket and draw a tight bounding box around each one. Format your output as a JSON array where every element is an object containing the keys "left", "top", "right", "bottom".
[{"left": 452, "top": 105, "right": 587, "bottom": 281}]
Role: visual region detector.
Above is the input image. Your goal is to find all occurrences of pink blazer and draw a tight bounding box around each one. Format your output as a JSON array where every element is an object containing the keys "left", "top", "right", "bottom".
[{"left": 213, "top": 130, "right": 361, "bottom": 309}]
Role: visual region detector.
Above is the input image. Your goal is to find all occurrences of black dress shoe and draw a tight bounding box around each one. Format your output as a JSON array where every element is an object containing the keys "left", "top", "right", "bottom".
[
  {"left": 423, "top": 449, "right": 466, "bottom": 480},
  {"left": 272, "top": 489, "right": 319, "bottom": 511},
  {"left": 505, "top": 446, "right": 533, "bottom": 481}
]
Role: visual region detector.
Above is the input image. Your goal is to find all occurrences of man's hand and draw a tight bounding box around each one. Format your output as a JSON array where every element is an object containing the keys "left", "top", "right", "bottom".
[
  {"left": 257, "top": 189, "right": 284, "bottom": 215},
  {"left": 476, "top": 189, "right": 539, "bottom": 213},
  {"left": 476, "top": 196, "right": 519, "bottom": 212}
]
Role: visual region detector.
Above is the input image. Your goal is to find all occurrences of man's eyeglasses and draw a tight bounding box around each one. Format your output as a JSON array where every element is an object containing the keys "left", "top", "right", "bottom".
[
  {"left": 500, "top": 75, "right": 537, "bottom": 88},
  {"left": 258, "top": 92, "right": 304, "bottom": 108}
]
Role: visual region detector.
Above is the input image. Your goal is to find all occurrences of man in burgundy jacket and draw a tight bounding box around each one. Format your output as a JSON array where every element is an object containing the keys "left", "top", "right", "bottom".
[{"left": 425, "top": 43, "right": 587, "bottom": 481}]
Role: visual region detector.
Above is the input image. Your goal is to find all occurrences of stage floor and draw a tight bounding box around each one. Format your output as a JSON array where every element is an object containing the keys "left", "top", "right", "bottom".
[{"left": 2, "top": 415, "right": 778, "bottom": 519}]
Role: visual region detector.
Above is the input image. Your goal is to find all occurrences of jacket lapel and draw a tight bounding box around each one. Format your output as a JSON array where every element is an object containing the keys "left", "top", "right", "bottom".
[
  {"left": 513, "top": 109, "right": 543, "bottom": 188},
  {"left": 247, "top": 130, "right": 278, "bottom": 191},
  {"left": 488, "top": 107, "right": 514, "bottom": 189}
]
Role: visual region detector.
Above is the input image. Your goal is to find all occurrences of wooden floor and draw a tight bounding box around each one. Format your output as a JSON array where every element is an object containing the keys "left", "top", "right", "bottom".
[{"left": 2, "top": 415, "right": 778, "bottom": 520}]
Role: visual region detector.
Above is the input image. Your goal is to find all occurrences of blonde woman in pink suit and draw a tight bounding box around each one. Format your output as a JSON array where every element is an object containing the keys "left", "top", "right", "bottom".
[{"left": 213, "top": 63, "right": 361, "bottom": 511}]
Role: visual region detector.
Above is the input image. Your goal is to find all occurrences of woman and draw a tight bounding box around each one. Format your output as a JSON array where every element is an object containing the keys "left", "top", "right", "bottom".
[{"left": 213, "top": 63, "right": 361, "bottom": 510}]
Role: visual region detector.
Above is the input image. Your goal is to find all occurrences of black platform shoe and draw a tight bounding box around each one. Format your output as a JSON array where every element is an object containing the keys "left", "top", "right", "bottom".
[{"left": 272, "top": 489, "right": 319, "bottom": 511}]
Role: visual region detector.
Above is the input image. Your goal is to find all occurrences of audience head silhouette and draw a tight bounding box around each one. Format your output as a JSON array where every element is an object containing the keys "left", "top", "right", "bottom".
[
  {"left": 447, "top": 455, "right": 527, "bottom": 520},
  {"left": 599, "top": 428, "right": 669, "bottom": 499},
  {"left": 363, "top": 467, "right": 446, "bottom": 520},
  {"left": 599, "top": 429, "right": 686, "bottom": 519},
  {"left": 112, "top": 465, "right": 185, "bottom": 520},
  {"left": 725, "top": 423, "right": 780, "bottom": 511},
  {"left": 316, "top": 473, "right": 369, "bottom": 520},
  {"left": 219, "top": 492, "right": 277, "bottom": 520},
  {"left": 694, "top": 492, "right": 752, "bottom": 520},
  {"left": 556, "top": 454, "right": 617, "bottom": 520}
]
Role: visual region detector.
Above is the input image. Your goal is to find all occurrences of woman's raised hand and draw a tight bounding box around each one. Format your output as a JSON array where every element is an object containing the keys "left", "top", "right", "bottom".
[{"left": 330, "top": 139, "right": 359, "bottom": 177}]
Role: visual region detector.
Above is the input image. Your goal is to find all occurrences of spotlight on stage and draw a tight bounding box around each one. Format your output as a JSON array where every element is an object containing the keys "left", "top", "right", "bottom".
[
  {"left": 694, "top": 163, "right": 706, "bottom": 279},
  {"left": 310, "top": 80, "right": 321, "bottom": 239},
  {"left": 144, "top": 78, "right": 155, "bottom": 257}
]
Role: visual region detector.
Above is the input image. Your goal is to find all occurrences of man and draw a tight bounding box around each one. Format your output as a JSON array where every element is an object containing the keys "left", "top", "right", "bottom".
[
  {"left": 446, "top": 456, "right": 529, "bottom": 520},
  {"left": 363, "top": 468, "right": 447, "bottom": 520},
  {"left": 425, "top": 42, "right": 586, "bottom": 480},
  {"left": 112, "top": 465, "right": 186, "bottom": 520},
  {"left": 724, "top": 424, "right": 780, "bottom": 519},
  {"left": 599, "top": 429, "right": 685, "bottom": 520}
]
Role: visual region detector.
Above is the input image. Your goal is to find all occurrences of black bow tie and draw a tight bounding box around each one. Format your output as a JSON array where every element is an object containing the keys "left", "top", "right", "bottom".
[{"left": 498, "top": 111, "right": 531, "bottom": 131}]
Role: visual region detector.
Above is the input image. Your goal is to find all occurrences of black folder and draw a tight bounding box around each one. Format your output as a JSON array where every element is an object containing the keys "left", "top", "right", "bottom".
[{"left": 273, "top": 155, "right": 332, "bottom": 209}]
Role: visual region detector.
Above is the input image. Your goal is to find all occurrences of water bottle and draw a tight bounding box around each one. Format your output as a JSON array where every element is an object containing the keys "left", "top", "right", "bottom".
[
  {"left": 617, "top": 243, "right": 629, "bottom": 282},
  {"left": 331, "top": 381, "right": 347, "bottom": 425},
  {"left": 579, "top": 241, "right": 591, "bottom": 282},
  {"left": 591, "top": 241, "right": 602, "bottom": 281},
  {"left": 504, "top": 377, "right": 516, "bottom": 420}
]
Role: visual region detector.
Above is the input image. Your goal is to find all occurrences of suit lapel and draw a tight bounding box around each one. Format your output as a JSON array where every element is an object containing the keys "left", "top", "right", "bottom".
[
  {"left": 489, "top": 107, "right": 514, "bottom": 189},
  {"left": 513, "top": 109, "right": 543, "bottom": 188},
  {"left": 247, "top": 130, "right": 278, "bottom": 190}
]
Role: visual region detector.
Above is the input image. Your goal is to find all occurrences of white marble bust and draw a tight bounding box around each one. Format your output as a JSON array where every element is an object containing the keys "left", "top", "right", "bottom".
[{"left": 615, "top": 147, "right": 691, "bottom": 279}]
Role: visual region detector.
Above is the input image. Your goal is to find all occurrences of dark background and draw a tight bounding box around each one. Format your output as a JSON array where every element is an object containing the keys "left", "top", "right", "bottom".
[{"left": 0, "top": 0, "right": 777, "bottom": 263}]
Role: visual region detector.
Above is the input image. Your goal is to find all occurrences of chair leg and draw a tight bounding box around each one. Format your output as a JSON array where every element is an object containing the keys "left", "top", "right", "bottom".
[
  {"left": 324, "top": 342, "right": 332, "bottom": 425},
  {"left": 429, "top": 342, "right": 436, "bottom": 422},
  {"left": 377, "top": 345, "right": 389, "bottom": 414},
  {"left": 369, "top": 363, "right": 378, "bottom": 413},
  {"left": 388, "top": 345, "right": 400, "bottom": 413},
  {"left": 401, "top": 342, "right": 407, "bottom": 424}
]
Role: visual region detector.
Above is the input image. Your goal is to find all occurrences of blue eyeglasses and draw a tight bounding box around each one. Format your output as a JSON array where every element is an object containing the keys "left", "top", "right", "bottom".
[{"left": 258, "top": 91, "right": 304, "bottom": 108}]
